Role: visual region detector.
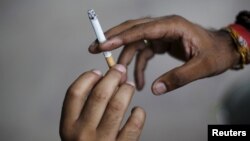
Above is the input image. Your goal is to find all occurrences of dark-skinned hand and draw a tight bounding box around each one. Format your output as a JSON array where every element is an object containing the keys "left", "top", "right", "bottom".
[{"left": 89, "top": 15, "right": 240, "bottom": 95}]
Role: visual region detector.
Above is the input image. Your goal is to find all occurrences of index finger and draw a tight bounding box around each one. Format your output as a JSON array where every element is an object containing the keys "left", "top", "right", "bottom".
[
  {"left": 93, "top": 16, "right": 188, "bottom": 53},
  {"left": 89, "top": 17, "right": 153, "bottom": 53}
]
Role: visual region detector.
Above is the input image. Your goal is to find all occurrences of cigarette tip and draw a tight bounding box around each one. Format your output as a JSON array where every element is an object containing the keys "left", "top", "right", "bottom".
[
  {"left": 87, "top": 9, "right": 96, "bottom": 19},
  {"left": 87, "top": 9, "right": 94, "bottom": 13}
]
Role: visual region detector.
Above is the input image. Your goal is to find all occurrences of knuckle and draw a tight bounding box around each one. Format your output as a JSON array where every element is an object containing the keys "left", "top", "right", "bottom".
[
  {"left": 67, "top": 86, "right": 83, "bottom": 99},
  {"left": 91, "top": 88, "right": 109, "bottom": 103},
  {"left": 163, "top": 15, "right": 187, "bottom": 26},
  {"left": 169, "top": 15, "right": 184, "bottom": 22},
  {"left": 131, "top": 23, "right": 145, "bottom": 32},
  {"left": 124, "top": 112, "right": 145, "bottom": 135},
  {"left": 145, "top": 21, "right": 161, "bottom": 35},
  {"left": 108, "top": 100, "right": 125, "bottom": 112},
  {"left": 123, "top": 130, "right": 140, "bottom": 140},
  {"left": 66, "top": 72, "right": 94, "bottom": 98},
  {"left": 123, "top": 19, "right": 135, "bottom": 25},
  {"left": 123, "top": 24, "right": 145, "bottom": 40},
  {"left": 125, "top": 122, "right": 141, "bottom": 136}
]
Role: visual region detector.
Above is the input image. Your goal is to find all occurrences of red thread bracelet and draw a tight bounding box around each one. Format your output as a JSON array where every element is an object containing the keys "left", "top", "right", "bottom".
[{"left": 227, "top": 24, "right": 250, "bottom": 69}]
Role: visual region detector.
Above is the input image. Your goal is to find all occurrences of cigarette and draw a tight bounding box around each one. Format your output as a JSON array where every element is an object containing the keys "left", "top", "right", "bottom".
[{"left": 88, "top": 9, "right": 116, "bottom": 68}]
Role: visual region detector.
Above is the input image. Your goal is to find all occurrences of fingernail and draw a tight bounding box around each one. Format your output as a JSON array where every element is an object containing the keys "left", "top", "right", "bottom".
[
  {"left": 153, "top": 82, "right": 167, "bottom": 95},
  {"left": 114, "top": 64, "right": 126, "bottom": 73},
  {"left": 126, "top": 81, "right": 135, "bottom": 87},
  {"left": 92, "top": 69, "right": 102, "bottom": 76}
]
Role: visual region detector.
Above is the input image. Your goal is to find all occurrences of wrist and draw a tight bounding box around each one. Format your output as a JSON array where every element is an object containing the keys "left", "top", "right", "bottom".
[
  {"left": 222, "top": 30, "right": 241, "bottom": 68},
  {"left": 213, "top": 29, "right": 241, "bottom": 69}
]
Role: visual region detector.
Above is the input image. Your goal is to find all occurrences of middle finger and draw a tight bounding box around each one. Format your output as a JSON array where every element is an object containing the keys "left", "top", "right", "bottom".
[
  {"left": 78, "top": 64, "right": 126, "bottom": 129},
  {"left": 97, "top": 81, "right": 135, "bottom": 140}
]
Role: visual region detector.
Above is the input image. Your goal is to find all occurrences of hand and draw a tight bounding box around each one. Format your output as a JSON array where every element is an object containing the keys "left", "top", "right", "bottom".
[
  {"left": 60, "top": 65, "right": 146, "bottom": 141},
  {"left": 89, "top": 15, "right": 240, "bottom": 95}
]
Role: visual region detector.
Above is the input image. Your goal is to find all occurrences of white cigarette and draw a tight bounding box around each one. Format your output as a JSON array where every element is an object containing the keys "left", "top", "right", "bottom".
[{"left": 88, "top": 9, "right": 116, "bottom": 68}]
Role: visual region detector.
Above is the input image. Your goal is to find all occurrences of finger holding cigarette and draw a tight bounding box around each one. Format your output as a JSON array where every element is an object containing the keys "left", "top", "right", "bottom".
[{"left": 88, "top": 9, "right": 116, "bottom": 68}]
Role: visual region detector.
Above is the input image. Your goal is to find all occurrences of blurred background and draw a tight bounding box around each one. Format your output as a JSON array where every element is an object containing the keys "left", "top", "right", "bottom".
[{"left": 1, "top": 0, "right": 250, "bottom": 141}]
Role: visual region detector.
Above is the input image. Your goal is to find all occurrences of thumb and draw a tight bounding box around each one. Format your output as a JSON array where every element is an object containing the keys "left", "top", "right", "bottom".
[{"left": 151, "top": 58, "right": 212, "bottom": 95}]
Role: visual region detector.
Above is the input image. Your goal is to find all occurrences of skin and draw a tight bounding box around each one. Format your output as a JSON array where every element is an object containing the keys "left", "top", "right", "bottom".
[
  {"left": 60, "top": 15, "right": 241, "bottom": 141},
  {"left": 60, "top": 64, "right": 146, "bottom": 141},
  {"left": 89, "top": 15, "right": 240, "bottom": 95}
]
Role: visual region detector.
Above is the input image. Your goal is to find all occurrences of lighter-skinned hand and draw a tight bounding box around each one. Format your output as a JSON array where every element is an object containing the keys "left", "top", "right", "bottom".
[{"left": 60, "top": 64, "right": 146, "bottom": 141}]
